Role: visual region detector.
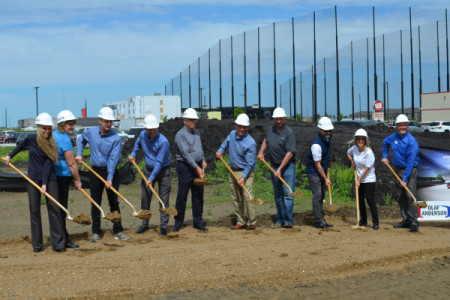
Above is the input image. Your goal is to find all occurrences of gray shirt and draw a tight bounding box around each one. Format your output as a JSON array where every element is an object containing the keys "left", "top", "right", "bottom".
[
  {"left": 175, "top": 126, "right": 205, "bottom": 169},
  {"left": 265, "top": 125, "right": 296, "bottom": 165}
]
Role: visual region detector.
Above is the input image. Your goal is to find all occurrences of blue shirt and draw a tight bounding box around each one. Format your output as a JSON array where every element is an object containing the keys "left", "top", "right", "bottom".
[
  {"left": 53, "top": 130, "right": 74, "bottom": 177},
  {"left": 175, "top": 126, "right": 205, "bottom": 169},
  {"left": 382, "top": 131, "right": 419, "bottom": 183},
  {"left": 218, "top": 129, "right": 257, "bottom": 179},
  {"left": 76, "top": 126, "right": 122, "bottom": 181},
  {"left": 130, "top": 131, "right": 171, "bottom": 182}
]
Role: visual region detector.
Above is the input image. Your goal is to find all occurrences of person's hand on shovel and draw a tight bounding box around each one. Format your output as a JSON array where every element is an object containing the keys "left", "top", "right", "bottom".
[
  {"left": 40, "top": 184, "right": 47, "bottom": 195},
  {"left": 2, "top": 156, "right": 10, "bottom": 165}
]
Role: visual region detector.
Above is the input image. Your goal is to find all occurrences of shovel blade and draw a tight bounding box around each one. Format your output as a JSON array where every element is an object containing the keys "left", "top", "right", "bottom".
[
  {"left": 413, "top": 201, "right": 427, "bottom": 208},
  {"left": 324, "top": 204, "right": 339, "bottom": 213},
  {"left": 351, "top": 225, "right": 368, "bottom": 230},
  {"left": 161, "top": 207, "right": 178, "bottom": 216},
  {"left": 247, "top": 198, "right": 263, "bottom": 205},
  {"left": 193, "top": 178, "right": 210, "bottom": 186},
  {"left": 136, "top": 210, "right": 152, "bottom": 220},
  {"left": 73, "top": 213, "right": 92, "bottom": 225},
  {"left": 105, "top": 211, "right": 121, "bottom": 223},
  {"left": 290, "top": 190, "right": 303, "bottom": 197}
]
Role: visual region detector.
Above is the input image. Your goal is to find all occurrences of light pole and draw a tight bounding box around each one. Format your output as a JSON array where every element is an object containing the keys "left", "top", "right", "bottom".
[
  {"left": 359, "top": 93, "right": 361, "bottom": 120},
  {"left": 34, "top": 87, "right": 39, "bottom": 116},
  {"left": 385, "top": 82, "right": 389, "bottom": 121}
]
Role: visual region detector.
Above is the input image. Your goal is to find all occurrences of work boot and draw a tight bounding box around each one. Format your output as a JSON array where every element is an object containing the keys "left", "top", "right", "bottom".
[
  {"left": 114, "top": 232, "right": 130, "bottom": 240},
  {"left": 135, "top": 225, "right": 148, "bottom": 234},
  {"left": 409, "top": 224, "right": 419, "bottom": 232},
  {"left": 90, "top": 233, "right": 101, "bottom": 242},
  {"left": 65, "top": 241, "right": 79, "bottom": 248},
  {"left": 393, "top": 222, "right": 410, "bottom": 229},
  {"left": 283, "top": 223, "right": 293, "bottom": 228},
  {"left": 159, "top": 228, "right": 167, "bottom": 236}
]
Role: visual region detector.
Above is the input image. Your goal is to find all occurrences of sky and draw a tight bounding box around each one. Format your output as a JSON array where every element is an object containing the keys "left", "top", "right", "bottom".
[{"left": 0, "top": 0, "right": 448, "bottom": 127}]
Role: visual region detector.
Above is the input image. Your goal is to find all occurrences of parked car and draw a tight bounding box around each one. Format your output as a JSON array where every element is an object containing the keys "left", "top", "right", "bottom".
[
  {"left": 75, "top": 126, "right": 128, "bottom": 144},
  {"left": 0, "top": 130, "right": 16, "bottom": 143},
  {"left": 15, "top": 132, "right": 37, "bottom": 148},
  {"left": 127, "top": 127, "right": 145, "bottom": 139},
  {"left": 390, "top": 120, "right": 425, "bottom": 132},
  {"left": 0, "top": 133, "right": 6, "bottom": 144},
  {"left": 4, "top": 131, "right": 20, "bottom": 143},
  {"left": 427, "top": 121, "right": 450, "bottom": 133},
  {"left": 333, "top": 120, "right": 379, "bottom": 127}
]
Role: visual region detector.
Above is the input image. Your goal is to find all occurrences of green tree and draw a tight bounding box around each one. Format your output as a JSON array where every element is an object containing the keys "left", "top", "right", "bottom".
[{"left": 234, "top": 107, "right": 244, "bottom": 118}]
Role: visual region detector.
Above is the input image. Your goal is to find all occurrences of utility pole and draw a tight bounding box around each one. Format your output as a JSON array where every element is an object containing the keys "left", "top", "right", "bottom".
[{"left": 34, "top": 87, "right": 39, "bottom": 116}]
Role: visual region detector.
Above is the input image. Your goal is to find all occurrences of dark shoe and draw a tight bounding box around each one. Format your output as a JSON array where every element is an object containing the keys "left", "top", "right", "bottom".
[
  {"left": 231, "top": 224, "right": 246, "bottom": 230},
  {"left": 194, "top": 225, "right": 208, "bottom": 232},
  {"left": 33, "top": 247, "right": 42, "bottom": 253},
  {"left": 53, "top": 248, "right": 65, "bottom": 253},
  {"left": 393, "top": 222, "right": 411, "bottom": 229},
  {"left": 135, "top": 225, "right": 148, "bottom": 234},
  {"left": 314, "top": 221, "right": 333, "bottom": 229},
  {"left": 358, "top": 221, "right": 367, "bottom": 227},
  {"left": 372, "top": 224, "right": 379, "bottom": 230},
  {"left": 65, "top": 241, "right": 79, "bottom": 248},
  {"left": 247, "top": 225, "right": 256, "bottom": 230},
  {"left": 283, "top": 223, "right": 293, "bottom": 228},
  {"left": 409, "top": 224, "right": 419, "bottom": 232},
  {"left": 172, "top": 225, "right": 181, "bottom": 232},
  {"left": 159, "top": 228, "right": 167, "bottom": 236}
]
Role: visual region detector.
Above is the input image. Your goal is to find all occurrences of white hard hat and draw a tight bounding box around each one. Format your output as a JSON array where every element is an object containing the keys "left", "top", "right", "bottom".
[
  {"left": 395, "top": 114, "right": 409, "bottom": 125},
  {"left": 57, "top": 110, "right": 76, "bottom": 124},
  {"left": 98, "top": 107, "right": 116, "bottom": 121},
  {"left": 35, "top": 112, "right": 54, "bottom": 126},
  {"left": 183, "top": 108, "right": 198, "bottom": 119},
  {"left": 354, "top": 128, "right": 368, "bottom": 138},
  {"left": 235, "top": 113, "right": 250, "bottom": 126},
  {"left": 144, "top": 114, "right": 159, "bottom": 129},
  {"left": 317, "top": 117, "right": 334, "bottom": 131},
  {"left": 272, "top": 107, "right": 287, "bottom": 118}
]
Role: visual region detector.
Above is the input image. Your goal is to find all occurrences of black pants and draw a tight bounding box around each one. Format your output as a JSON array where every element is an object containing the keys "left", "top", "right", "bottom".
[
  {"left": 358, "top": 182, "right": 379, "bottom": 225},
  {"left": 26, "top": 180, "right": 65, "bottom": 250},
  {"left": 395, "top": 167, "right": 419, "bottom": 226},
  {"left": 174, "top": 162, "right": 204, "bottom": 228},
  {"left": 308, "top": 174, "right": 327, "bottom": 223},
  {"left": 89, "top": 167, "right": 123, "bottom": 234},
  {"left": 57, "top": 176, "right": 73, "bottom": 242},
  {"left": 140, "top": 165, "right": 171, "bottom": 229}
]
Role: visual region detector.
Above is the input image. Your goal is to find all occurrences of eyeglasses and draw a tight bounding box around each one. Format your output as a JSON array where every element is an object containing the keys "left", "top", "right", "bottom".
[
  {"left": 323, "top": 130, "right": 333, "bottom": 133},
  {"left": 355, "top": 137, "right": 365, "bottom": 141},
  {"left": 42, "top": 127, "right": 52, "bottom": 131}
]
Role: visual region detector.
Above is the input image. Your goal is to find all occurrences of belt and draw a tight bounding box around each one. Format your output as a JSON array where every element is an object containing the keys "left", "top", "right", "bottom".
[
  {"left": 231, "top": 167, "right": 244, "bottom": 172},
  {"left": 92, "top": 166, "right": 107, "bottom": 171}
]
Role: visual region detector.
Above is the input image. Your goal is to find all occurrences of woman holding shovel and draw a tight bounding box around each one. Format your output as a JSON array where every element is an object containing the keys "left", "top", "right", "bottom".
[
  {"left": 53, "top": 110, "right": 82, "bottom": 248},
  {"left": 347, "top": 129, "right": 379, "bottom": 230},
  {"left": 2, "top": 113, "right": 66, "bottom": 253}
]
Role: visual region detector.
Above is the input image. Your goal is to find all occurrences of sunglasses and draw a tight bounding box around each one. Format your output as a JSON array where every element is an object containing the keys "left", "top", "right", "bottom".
[{"left": 355, "top": 137, "right": 366, "bottom": 141}]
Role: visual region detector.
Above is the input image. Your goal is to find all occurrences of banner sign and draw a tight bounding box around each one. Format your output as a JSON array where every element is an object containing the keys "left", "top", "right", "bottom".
[{"left": 417, "top": 146, "right": 450, "bottom": 221}]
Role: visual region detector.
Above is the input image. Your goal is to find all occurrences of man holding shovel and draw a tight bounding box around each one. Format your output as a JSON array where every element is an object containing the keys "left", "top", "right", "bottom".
[
  {"left": 128, "top": 114, "right": 171, "bottom": 236},
  {"left": 75, "top": 107, "right": 129, "bottom": 242},
  {"left": 258, "top": 107, "right": 296, "bottom": 229},
  {"left": 173, "top": 108, "right": 208, "bottom": 232},
  {"left": 216, "top": 113, "right": 258, "bottom": 230},
  {"left": 382, "top": 114, "right": 420, "bottom": 232},
  {"left": 306, "top": 116, "right": 334, "bottom": 229}
]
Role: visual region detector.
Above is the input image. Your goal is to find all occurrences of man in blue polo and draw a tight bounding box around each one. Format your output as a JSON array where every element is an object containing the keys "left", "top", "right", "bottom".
[
  {"left": 306, "top": 116, "right": 334, "bottom": 229},
  {"left": 382, "top": 114, "right": 420, "bottom": 232},
  {"left": 258, "top": 107, "right": 296, "bottom": 229},
  {"left": 216, "top": 113, "right": 257, "bottom": 230},
  {"left": 75, "top": 106, "right": 129, "bottom": 242},
  {"left": 128, "top": 114, "right": 171, "bottom": 236}
]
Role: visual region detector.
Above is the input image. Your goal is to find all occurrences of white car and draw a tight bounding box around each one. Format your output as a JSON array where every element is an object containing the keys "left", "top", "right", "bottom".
[{"left": 427, "top": 121, "right": 450, "bottom": 133}]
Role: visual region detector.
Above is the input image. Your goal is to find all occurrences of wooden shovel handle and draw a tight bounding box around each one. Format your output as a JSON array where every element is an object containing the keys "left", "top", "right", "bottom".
[
  {"left": 327, "top": 170, "right": 332, "bottom": 205},
  {"left": 355, "top": 170, "right": 360, "bottom": 222},
  {"left": 130, "top": 160, "right": 166, "bottom": 209},
  {"left": 6, "top": 162, "right": 72, "bottom": 219},
  {"left": 80, "top": 161, "right": 137, "bottom": 212},
  {"left": 261, "top": 159, "right": 294, "bottom": 194},
  {"left": 79, "top": 187, "right": 106, "bottom": 218},
  {"left": 384, "top": 161, "right": 418, "bottom": 203}
]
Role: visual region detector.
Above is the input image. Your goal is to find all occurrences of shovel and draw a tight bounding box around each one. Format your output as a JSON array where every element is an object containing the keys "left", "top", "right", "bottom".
[
  {"left": 5, "top": 162, "right": 91, "bottom": 225},
  {"left": 260, "top": 159, "right": 303, "bottom": 197},
  {"left": 352, "top": 170, "right": 367, "bottom": 230},
  {"left": 193, "top": 166, "right": 209, "bottom": 186},
  {"left": 130, "top": 160, "right": 178, "bottom": 216},
  {"left": 218, "top": 156, "right": 263, "bottom": 205},
  {"left": 78, "top": 187, "right": 121, "bottom": 223},
  {"left": 81, "top": 161, "right": 152, "bottom": 219},
  {"left": 324, "top": 170, "right": 339, "bottom": 213},
  {"left": 385, "top": 161, "right": 427, "bottom": 208}
]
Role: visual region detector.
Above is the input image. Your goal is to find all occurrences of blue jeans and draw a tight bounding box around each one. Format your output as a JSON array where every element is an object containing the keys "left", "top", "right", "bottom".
[{"left": 271, "top": 162, "right": 295, "bottom": 225}]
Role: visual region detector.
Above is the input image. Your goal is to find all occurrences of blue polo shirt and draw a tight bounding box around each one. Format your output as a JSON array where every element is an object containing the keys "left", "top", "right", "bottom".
[{"left": 53, "top": 130, "right": 74, "bottom": 177}]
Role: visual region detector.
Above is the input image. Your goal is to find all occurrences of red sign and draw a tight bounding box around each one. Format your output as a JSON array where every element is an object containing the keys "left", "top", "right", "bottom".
[
  {"left": 373, "top": 100, "right": 383, "bottom": 112},
  {"left": 81, "top": 108, "right": 86, "bottom": 118}
]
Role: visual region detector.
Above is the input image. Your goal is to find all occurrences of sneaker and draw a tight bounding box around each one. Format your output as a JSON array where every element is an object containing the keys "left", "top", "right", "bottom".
[
  {"left": 283, "top": 223, "right": 293, "bottom": 229},
  {"left": 246, "top": 225, "right": 256, "bottom": 230},
  {"left": 271, "top": 223, "right": 283, "bottom": 229},
  {"left": 372, "top": 224, "right": 379, "bottom": 230},
  {"left": 114, "top": 232, "right": 130, "bottom": 240},
  {"left": 90, "top": 233, "right": 101, "bottom": 242}
]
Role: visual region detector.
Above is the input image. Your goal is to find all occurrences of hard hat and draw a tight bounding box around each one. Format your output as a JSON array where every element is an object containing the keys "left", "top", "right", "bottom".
[
  {"left": 354, "top": 128, "right": 368, "bottom": 138},
  {"left": 144, "top": 114, "right": 159, "bottom": 129},
  {"left": 98, "top": 107, "right": 116, "bottom": 121},
  {"left": 395, "top": 114, "right": 409, "bottom": 125},
  {"left": 183, "top": 108, "right": 198, "bottom": 119},
  {"left": 272, "top": 107, "right": 287, "bottom": 118},
  {"left": 35, "top": 112, "right": 54, "bottom": 126},
  {"left": 57, "top": 110, "right": 76, "bottom": 124},
  {"left": 235, "top": 113, "right": 250, "bottom": 126},
  {"left": 317, "top": 117, "right": 334, "bottom": 131}
]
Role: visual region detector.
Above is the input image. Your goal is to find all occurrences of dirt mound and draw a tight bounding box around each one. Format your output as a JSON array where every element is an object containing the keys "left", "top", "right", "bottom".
[{"left": 123, "top": 119, "right": 450, "bottom": 206}]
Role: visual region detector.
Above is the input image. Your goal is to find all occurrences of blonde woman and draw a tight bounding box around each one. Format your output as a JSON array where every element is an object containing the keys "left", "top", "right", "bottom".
[
  {"left": 2, "top": 113, "right": 65, "bottom": 252},
  {"left": 347, "top": 128, "right": 379, "bottom": 230}
]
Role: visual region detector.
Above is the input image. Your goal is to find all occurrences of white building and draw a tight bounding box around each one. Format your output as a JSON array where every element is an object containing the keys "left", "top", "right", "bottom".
[{"left": 105, "top": 95, "right": 181, "bottom": 129}]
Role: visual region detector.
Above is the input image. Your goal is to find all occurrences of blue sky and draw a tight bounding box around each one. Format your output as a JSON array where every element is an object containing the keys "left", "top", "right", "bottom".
[{"left": 0, "top": 0, "right": 448, "bottom": 126}]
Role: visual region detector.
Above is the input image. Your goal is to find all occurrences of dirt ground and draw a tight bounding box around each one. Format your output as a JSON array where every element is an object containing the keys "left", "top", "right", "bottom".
[{"left": 1, "top": 181, "right": 450, "bottom": 299}]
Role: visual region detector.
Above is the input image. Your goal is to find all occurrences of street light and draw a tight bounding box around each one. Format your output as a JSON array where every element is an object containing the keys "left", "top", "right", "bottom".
[
  {"left": 385, "top": 82, "right": 389, "bottom": 121},
  {"left": 34, "top": 87, "right": 39, "bottom": 116}
]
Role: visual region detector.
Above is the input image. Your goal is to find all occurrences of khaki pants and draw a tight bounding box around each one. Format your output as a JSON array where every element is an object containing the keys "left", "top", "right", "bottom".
[{"left": 229, "top": 170, "right": 256, "bottom": 225}]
